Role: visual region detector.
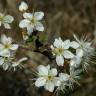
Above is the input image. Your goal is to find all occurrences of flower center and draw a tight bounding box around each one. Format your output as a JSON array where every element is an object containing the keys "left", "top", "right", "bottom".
[
  {"left": 53, "top": 48, "right": 64, "bottom": 55},
  {"left": 4, "top": 44, "right": 11, "bottom": 49},
  {"left": 47, "top": 75, "right": 54, "bottom": 81},
  {"left": 31, "top": 17, "right": 37, "bottom": 24}
]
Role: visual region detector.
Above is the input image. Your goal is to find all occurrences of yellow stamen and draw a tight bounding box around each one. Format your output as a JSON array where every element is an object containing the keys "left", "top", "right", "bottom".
[{"left": 4, "top": 44, "right": 11, "bottom": 49}]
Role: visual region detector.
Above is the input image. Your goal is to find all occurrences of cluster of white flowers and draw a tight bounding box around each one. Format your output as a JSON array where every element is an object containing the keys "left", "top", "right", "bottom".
[
  {"left": 35, "top": 35, "right": 95, "bottom": 92},
  {"left": 0, "top": 34, "right": 27, "bottom": 70},
  {"left": 0, "top": 1, "right": 95, "bottom": 95},
  {"left": 19, "top": 1, "right": 44, "bottom": 40},
  {"left": 18, "top": 1, "right": 95, "bottom": 94},
  {"left": 71, "top": 34, "right": 95, "bottom": 70}
]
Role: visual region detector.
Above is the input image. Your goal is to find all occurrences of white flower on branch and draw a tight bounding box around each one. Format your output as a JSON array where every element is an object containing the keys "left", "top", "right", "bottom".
[
  {"left": 35, "top": 65, "right": 59, "bottom": 92},
  {"left": 71, "top": 34, "right": 95, "bottom": 71},
  {"left": 0, "top": 34, "right": 18, "bottom": 57},
  {"left": 71, "top": 34, "right": 94, "bottom": 57},
  {"left": 19, "top": 1, "right": 28, "bottom": 12},
  {"left": 0, "top": 13, "right": 14, "bottom": 29},
  {"left": 19, "top": 12, "right": 44, "bottom": 35},
  {"left": 51, "top": 38, "right": 74, "bottom": 66},
  {"left": 0, "top": 57, "right": 27, "bottom": 71},
  {"left": 57, "top": 73, "right": 70, "bottom": 91}
]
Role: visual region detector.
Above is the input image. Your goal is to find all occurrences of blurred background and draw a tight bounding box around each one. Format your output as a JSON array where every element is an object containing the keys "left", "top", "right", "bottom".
[{"left": 0, "top": 0, "right": 96, "bottom": 96}]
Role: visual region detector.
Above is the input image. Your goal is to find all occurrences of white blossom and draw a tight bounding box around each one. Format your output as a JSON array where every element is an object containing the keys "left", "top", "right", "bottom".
[
  {"left": 0, "top": 13, "right": 14, "bottom": 29},
  {"left": 51, "top": 38, "right": 74, "bottom": 66},
  {"left": 19, "top": 12, "right": 44, "bottom": 35},
  {"left": 71, "top": 34, "right": 95, "bottom": 70},
  {"left": 71, "top": 34, "right": 94, "bottom": 57},
  {"left": 0, "top": 34, "right": 18, "bottom": 57},
  {"left": 19, "top": 1, "right": 28, "bottom": 12},
  {"left": 57, "top": 73, "right": 70, "bottom": 91},
  {"left": 0, "top": 56, "right": 27, "bottom": 71},
  {"left": 70, "top": 41, "right": 80, "bottom": 49},
  {"left": 58, "top": 73, "right": 70, "bottom": 83},
  {"left": 35, "top": 65, "right": 58, "bottom": 92}
]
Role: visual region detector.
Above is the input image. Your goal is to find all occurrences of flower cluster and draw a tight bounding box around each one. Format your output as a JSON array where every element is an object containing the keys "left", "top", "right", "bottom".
[
  {"left": 19, "top": 1, "right": 44, "bottom": 40},
  {"left": 0, "top": 1, "right": 95, "bottom": 95},
  {"left": 35, "top": 35, "right": 95, "bottom": 92},
  {"left": 0, "top": 34, "right": 27, "bottom": 70}
]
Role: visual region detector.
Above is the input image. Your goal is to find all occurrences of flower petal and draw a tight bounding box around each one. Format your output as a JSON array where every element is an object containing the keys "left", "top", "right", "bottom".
[
  {"left": 56, "top": 55, "right": 64, "bottom": 66},
  {"left": 1, "top": 34, "right": 12, "bottom": 44},
  {"left": 23, "top": 12, "right": 33, "bottom": 19},
  {"left": 70, "top": 56, "right": 81, "bottom": 67},
  {"left": 4, "top": 15, "right": 14, "bottom": 23},
  {"left": 76, "top": 48, "right": 83, "bottom": 57},
  {"left": 49, "top": 68, "right": 57, "bottom": 76},
  {"left": 53, "top": 78, "right": 61, "bottom": 86},
  {"left": 45, "top": 81, "right": 55, "bottom": 92},
  {"left": 0, "top": 44, "right": 4, "bottom": 50},
  {"left": 53, "top": 38, "right": 63, "bottom": 48},
  {"left": 63, "top": 40, "right": 70, "bottom": 49},
  {"left": 38, "top": 65, "right": 49, "bottom": 76},
  {"left": 59, "top": 73, "right": 69, "bottom": 82},
  {"left": 64, "top": 50, "right": 74, "bottom": 59},
  {"left": 3, "top": 23, "right": 11, "bottom": 29},
  {"left": 34, "top": 12, "right": 44, "bottom": 20},
  {"left": 35, "top": 77, "right": 46, "bottom": 87},
  {"left": 19, "top": 19, "right": 30, "bottom": 28},
  {"left": 10, "top": 44, "right": 18, "bottom": 50},
  {"left": 1, "top": 34, "right": 8, "bottom": 44},
  {"left": 35, "top": 22, "right": 44, "bottom": 31},
  {"left": 0, "top": 49, "right": 10, "bottom": 57},
  {"left": 70, "top": 41, "right": 80, "bottom": 49},
  {"left": 27, "top": 25, "right": 33, "bottom": 35}
]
